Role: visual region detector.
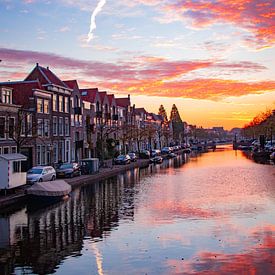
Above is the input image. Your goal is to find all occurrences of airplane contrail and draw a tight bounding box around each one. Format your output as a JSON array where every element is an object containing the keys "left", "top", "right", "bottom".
[{"left": 87, "top": 0, "right": 106, "bottom": 42}]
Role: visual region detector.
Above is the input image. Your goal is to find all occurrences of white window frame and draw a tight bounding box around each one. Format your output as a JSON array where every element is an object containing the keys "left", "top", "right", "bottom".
[
  {"left": 8, "top": 117, "right": 15, "bottom": 139},
  {"left": 65, "top": 117, "right": 69, "bottom": 136},
  {"left": 37, "top": 119, "right": 43, "bottom": 137},
  {"left": 37, "top": 145, "right": 41, "bottom": 165},
  {"left": 53, "top": 94, "right": 57, "bottom": 112},
  {"left": 37, "top": 98, "right": 43, "bottom": 113},
  {"left": 64, "top": 97, "right": 69, "bottom": 113},
  {"left": 59, "top": 117, "right": 64, "bottom": 136},
  {"left": 11, "top": 146, "right": 17, "bottom": 154},
  {"left": 44, "top": 99, "right": 49, "bottom": 114},
  {"left": 3, "top": 146, "right": 9, "bottom": 154},
  {"left": 2, "top": 88, "right": 12, "bottom": 104},
  {"left": 59, "top": 95, "right": 63, "bottom": 113},
  {"left": 53, "top": 116, "right": 58, "bottom": 136},
  {"left": 27, "top": 114, "right": 33, "bottom": 137}
]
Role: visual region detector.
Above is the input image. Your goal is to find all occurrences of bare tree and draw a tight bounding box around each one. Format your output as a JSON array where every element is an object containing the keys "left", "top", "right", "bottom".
[{"left": 6, "top": 108, "right": 37, "bottom": 153}]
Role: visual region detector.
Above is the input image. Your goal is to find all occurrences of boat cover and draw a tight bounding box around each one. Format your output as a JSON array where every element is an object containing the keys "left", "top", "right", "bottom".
[{"left": 27, "top": 180, "right": 72, "bottom": 197}]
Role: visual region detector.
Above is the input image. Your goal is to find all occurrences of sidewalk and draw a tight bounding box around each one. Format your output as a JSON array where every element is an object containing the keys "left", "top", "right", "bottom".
[{"left": 0, "top": 159, "right": 150, "bottom": 209}]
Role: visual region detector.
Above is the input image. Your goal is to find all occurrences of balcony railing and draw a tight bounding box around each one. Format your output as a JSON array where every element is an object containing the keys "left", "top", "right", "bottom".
[
  {"left": 74, "top": 107, "right": 82, "bottom": 115},
  {"left": 112, "top": 114, "right": 119, "bottom": 121}
]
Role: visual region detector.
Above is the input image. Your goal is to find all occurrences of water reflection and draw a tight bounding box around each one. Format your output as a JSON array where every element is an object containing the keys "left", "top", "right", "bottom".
[{"left": 0, "top": 147, "right": 274, "bottom": 274}]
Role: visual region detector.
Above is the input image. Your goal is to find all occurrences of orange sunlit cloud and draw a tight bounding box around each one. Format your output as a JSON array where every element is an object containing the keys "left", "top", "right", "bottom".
[
  {"left": 136, "top": 0, "right": 275, "bottom": 48},
  {"left": 1, "top": 47, "right": 274, "bottom": 101}
]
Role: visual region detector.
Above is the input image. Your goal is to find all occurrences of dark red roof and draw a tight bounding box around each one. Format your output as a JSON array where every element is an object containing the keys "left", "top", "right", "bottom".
[
  {"left": 99, "top": 91, "right": 107, "bottom": 102},
  {"left": 107, "top": 94, "right": 115, "bottom": 105},
  {"left": 0, "top": 80, "right": 44, "bottom": 108},
  {"left": 80, "top": 88, "right": 99, "bottom": 103},
  {"left": 134, "top": 107, "right": 147, "bottom": 115},
  {"left": 25, "top": 64, "right": 68, "bottom": 88},
  {"left": 116, "top": 97, "right": 130, "bottom": 108},
  {"left": 63, "top": 80, "right": 79, "bottom": 90}
]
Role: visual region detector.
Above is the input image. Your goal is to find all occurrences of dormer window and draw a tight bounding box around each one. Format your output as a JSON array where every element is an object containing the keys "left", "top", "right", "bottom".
[{"left": 2, "top": 88, "right": 12, "bottom": 104}]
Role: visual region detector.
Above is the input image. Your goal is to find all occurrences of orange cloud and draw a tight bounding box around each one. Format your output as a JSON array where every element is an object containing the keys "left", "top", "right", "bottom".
[
  {"left": 160, "top": 0, "right": 275, "bottom": 49},
  {"left": 97, "top": 78, "right": 275, "bottom": 100},
  {"left": 1, "top": 47, "right": 274, "bottom": 101}
]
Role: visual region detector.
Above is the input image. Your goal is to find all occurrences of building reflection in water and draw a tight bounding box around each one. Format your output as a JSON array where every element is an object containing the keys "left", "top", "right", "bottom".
[{"left": 0, "top": 152, "right": 188, "bottom": 274}]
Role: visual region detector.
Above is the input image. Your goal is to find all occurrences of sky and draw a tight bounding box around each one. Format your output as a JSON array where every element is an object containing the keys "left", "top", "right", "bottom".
[{"left": 0, "top": 0, "right": 274, "bottom": 130}]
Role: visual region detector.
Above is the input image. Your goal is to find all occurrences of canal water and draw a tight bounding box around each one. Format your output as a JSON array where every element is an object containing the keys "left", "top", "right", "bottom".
[{"left": 0, "top": 146, "right": 274, "bottom": 274}]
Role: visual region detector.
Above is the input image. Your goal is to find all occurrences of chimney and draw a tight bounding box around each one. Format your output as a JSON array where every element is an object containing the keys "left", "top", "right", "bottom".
[
  {"left": 36, "top": 63, "right": 39, "bottom": 67},
  {"left": 128, "top": 94, "right": 130, "bottom": 100},
  {"left": 47, "top": 66, "right": 49, "bottom": 70}
]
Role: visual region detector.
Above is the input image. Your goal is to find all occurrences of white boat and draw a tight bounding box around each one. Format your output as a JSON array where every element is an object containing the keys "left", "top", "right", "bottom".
[{"left": 26, "top": 180, "right": 71, "bottom": 200}]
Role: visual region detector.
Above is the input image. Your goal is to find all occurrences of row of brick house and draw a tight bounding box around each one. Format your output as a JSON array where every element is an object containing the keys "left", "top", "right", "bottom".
[{"left": 0, "top": 64, "right": 174, "bottom": 169}]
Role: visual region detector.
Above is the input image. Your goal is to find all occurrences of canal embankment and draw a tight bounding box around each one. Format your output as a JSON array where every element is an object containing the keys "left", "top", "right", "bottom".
[{"left": 0, "top": 158, "right": 150, "bottom": 209}]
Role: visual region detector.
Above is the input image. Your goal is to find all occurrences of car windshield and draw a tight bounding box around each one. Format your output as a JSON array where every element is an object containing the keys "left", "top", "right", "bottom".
[
  {"left": 58, "top": 163, "right": 73, "bottom": 169},
  {"left": 117, "top": 155, "right": 125, "bottom": 159},
  {"left": 28, "top": 168, "right": 43, "bottom": 174},
  {"left": 128, "top": 153, "right": 135, "bottom": 156}
]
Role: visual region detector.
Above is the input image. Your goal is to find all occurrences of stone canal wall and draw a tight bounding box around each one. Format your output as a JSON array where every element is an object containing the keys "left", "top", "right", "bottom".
[{"left": 0, "top": 159, "right": 150, "bottom": 209}]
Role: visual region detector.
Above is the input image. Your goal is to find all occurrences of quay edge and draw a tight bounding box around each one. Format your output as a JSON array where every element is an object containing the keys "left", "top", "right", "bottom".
[{"left": 0, "top": 159, "right": 150, "bottom": 210}]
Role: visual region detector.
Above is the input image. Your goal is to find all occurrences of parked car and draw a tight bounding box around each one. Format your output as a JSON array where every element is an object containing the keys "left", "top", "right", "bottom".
[
  {"left": 167, "top": 152, "right": 177, "bottom": 159},
  {"left": 128, "top": 152, "right": 138, "bottom": 162},
  {"left": 139, "top": 150, "right": 151, "bottom": 159},
  {"left": 270, "top": 151, "right": 275, "bottom": 161},
  {"left": 114, "top": 154, "right": 131, "bottom": 165},
  {"left": 151, "top": 149, "right": 161, "bottom": 157},
  {"left": 56, "top": 162, "right": 81, "bottom": 178},
  {"left": 161, "top": 147, "right": 171, "bottom": 154},
  {"left": 150, "top": 156, "right": 163, "bottom": 164},
  {"left": 265, "top": 141, "right": 274, "bottom": 151},
  {"left": 27, "top": 166, "right": 56, "bottom": 184}
]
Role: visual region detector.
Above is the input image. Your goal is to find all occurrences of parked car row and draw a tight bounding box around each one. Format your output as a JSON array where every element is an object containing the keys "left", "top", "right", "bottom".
[
  {"left": 114, "top": 145, "right": 188, "bottom": 166},
  {"left": 26, "top": 162, "right": 82, "bottom": 184}
]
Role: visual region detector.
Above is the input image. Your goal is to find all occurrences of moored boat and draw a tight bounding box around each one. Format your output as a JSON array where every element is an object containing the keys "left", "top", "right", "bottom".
[{"left": 26, "top": 180, "right": 71, "bottom": 202}]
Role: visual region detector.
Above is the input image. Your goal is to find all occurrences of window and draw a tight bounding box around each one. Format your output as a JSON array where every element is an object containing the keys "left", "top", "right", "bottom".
[
  {"left": 13, "top": 161, "right": 20, "bottom": 173},
  {"left": 21, "top": 116, "right": 26, "bottom": 136},
  {"left": 65, "top": 140, "right": 70, "bottom": 162},
  {"left": 71, "top": 114, "right": 74, "bottom": 126},
  {"left": 37, "top": 119, "right": 43, "bottom": 136},
  {"left": 79, "top": 115, "right": 82, "bottom": 126},
  {"left": 64, "top": 97, "right": 69, "bottom": 113},
  {"left": 37, "top": 98, "right": 43, "bottom": 113},
  {"left": 44, "top": 99, "right": 49, "bottom": 114},
  {"left": 59, "top": 95, "right": 63, "bottom": 112},
  {"left": 53, "top": 143, "right": 58, "bottom": 163},
  {"left": 0, "top": 147, "right": 2, "bottom": 154},
  {"left": 27, "top": 114, "right": 32, "bottom": 136},
  {"left": 53, "top": 94, "right": 57, "bottom": 111},
  {"left": 3, "top": 147, "right": 9, "bottom": 154},
  {"left": 0, "top": 117, "right": 5, "bottom": 138},
  {"left": 8, "top": 117, "right": 15, "bottom": 139},
  {"left": 11, "top": 146, "right": 17, "bottom": 153},
  {"left": 65, "top": 117, "right": 69, "bottom": 136},
  {"left": 53, "top": 116, "right": 58, "bottom": 136},
  {"left": 2, "top": 89, "right": 12, "bottom": 104},
  {"left": 37, "top": 145, "right": 41, "bottom": 165},
  {"left": 59, "top": 117, "right": 63, "bottom": 136},
  {"left": 44, "top": 119, "right": 50, "bottom": 137},
  {"left": 42, "top": 145, "right": 46, "bottom": 164}
]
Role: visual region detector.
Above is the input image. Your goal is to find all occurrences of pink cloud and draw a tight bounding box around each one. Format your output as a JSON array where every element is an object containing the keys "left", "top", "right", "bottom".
[
  {"left": 0, "top": 47, "right": 274, "bottom": 100},
  {"left": 162, "top": 0, "right": 275, "bottom": 48}
]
